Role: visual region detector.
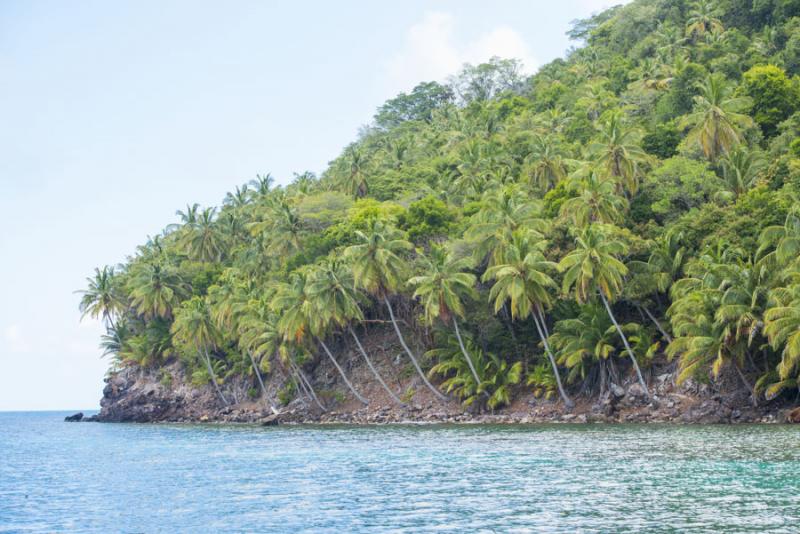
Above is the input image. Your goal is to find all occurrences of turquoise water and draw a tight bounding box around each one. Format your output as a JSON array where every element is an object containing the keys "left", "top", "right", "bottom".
[{"left": 1, "top": 412, "right": 799, "bottom": 532}]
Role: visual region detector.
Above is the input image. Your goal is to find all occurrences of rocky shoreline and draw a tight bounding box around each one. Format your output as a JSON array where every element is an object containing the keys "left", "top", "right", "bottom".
[{"left": 73, "top": 354, "right": 800, "bottom": 426}]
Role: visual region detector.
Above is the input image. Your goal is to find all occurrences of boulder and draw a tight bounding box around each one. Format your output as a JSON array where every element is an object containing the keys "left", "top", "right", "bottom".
[
  {"left": 64, "top": 412, "right": 83, "bottom": 422},
  {"left": 783, "top": 407, "right": 800, "bottom": 423},
  {"left": 610, "top": 383, "right": 626, "bottom": 398}
]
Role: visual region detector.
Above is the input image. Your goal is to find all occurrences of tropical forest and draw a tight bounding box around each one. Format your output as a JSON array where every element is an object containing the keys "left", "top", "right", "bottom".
[{"left": 80, "top": 0, "right": 800, "bottom": 423}]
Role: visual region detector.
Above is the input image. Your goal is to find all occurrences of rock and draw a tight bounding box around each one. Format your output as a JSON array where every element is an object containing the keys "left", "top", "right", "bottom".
[
  {"left": 64, "top": 412, "right": 84, "bottom": 422},
  {"left": 783, "top": 407, "right": 800, "bottom": 423},
  {"left": 627, "top": 383, "right": 647, "bottom": 399},
  {"left": 610, "top": 383, "right": 626, "bottom": 398}
]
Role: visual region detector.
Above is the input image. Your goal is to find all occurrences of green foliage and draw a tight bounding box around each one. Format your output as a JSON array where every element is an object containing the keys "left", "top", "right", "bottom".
[
  {"left": 741, "top": 64, "right": 800, "bottom": 137},
  {"left": 398, "top": 195, "right": 456, "bottom": 242},
  {"left": 83, "top": 0, "right": 800, "bottom": 409},
  {"left": 278, "top": 381, "right": 297, "bottom": 406}
]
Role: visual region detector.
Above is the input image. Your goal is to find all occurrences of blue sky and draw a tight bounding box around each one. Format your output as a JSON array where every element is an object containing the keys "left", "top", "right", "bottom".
[{"left": 0, "top": 0, "right": 624, "bottom": 410}]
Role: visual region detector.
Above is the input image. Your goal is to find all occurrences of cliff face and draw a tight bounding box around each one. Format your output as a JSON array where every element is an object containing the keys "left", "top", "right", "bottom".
[{"left": 95, "top": 326, "right": 794, "bottom": 424}]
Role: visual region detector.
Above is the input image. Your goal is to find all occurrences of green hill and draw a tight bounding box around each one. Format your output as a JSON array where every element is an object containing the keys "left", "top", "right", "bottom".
[{"left": 81, "top": 0, "right": 800, "bottom": 413}]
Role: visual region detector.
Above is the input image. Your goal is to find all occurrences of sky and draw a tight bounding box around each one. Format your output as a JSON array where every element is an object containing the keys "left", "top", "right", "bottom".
[{"left": 0, "top": 0, "right": 625, "bottom": 411}]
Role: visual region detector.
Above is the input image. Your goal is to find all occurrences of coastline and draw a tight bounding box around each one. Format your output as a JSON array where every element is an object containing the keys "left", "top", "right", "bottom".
[{"left": 85, "top": 351, "right": 800, "bottom": 426}]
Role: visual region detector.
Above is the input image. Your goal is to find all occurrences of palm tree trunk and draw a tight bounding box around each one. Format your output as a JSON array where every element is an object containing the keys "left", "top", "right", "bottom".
[
  {"left": 248, "top": 350, "right": 279, "bottom": 414},
  {"left": 600, "top": 292, "right": 650, "bottom": 399},
  {"left": 638, "top": 304, "right": 672, "bottom": 343},
  {"left": 452, "top": 317, "right": 482, "bottom": 387},
  {"left": 733, "top": 362, "right": 758, "bottom": 407},
  {"left": 202, "top": 346, "right": 229, "bottom": 406},
  {"left": 348, "top": 326, "right": 405, "bottom": 406},
  {"left": 319, "top": 340, "right": 368, "bottom": 405},
  {"left": 290, "top": 360, "right": 326, "bottom": 411},
  {"left": 383, "top": 296, "right": 447, "bottom": 402},
  {"left": 532, "top": 304, "right": 574, "bottom": 409}
]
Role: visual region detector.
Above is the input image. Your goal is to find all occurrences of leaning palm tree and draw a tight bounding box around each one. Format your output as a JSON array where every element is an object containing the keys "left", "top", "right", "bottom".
[
  {"left": 272, "top": 272, "right": 368, "bottom": 405},
  {"left": 306, "top": 259, "right": 405, "bottom": 406},
  {"left": 344, "top": 221, "right": 447, "bottom": 401},
  {"left": 408, "top": 245, "right": 482, "bottom": 387},
  {"left": 558, "top": 225, "right": 650, "bottom": 397},
  {"left": 171, "top": 296, "right": 229, "bottom": 405},
  {"left": 680, "top": 74, "right": 754, "bottom": 161},
  {"left": 77, "top": 266, "right": 124, "bottom": 329},
  {"left": 482, "top": 231, "right": 575, "bottom": 408}
]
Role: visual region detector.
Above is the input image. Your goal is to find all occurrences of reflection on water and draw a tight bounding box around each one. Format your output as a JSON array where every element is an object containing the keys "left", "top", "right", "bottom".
[{"left": 1, "top": 412, "right": 799, "bottom": 532}]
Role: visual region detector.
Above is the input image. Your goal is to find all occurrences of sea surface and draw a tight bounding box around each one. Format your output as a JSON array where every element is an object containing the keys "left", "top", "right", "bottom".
[{"left": 1, "top": 411, "right": 799, "bottom": 533}]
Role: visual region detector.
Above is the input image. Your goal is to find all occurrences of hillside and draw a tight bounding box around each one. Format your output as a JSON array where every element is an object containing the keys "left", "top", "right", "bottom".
[{"left": 80, "top": 0, "right": 800, "bottom": 423}]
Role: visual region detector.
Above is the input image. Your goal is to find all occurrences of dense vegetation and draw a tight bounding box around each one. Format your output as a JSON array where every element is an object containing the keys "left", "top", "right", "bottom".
[{"left": 80, "top": 0, "right": 800, "bottom": 412}]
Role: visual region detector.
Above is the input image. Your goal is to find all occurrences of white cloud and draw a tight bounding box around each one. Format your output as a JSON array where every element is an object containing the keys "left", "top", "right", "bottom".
[{"left": 383, "top": 12, "right": 537, "bottom": 95}]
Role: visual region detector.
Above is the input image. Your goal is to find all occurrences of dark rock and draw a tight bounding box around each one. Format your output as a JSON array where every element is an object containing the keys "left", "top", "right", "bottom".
[{"left": 64, "top": 412, "right": 83, "bottom": 422}]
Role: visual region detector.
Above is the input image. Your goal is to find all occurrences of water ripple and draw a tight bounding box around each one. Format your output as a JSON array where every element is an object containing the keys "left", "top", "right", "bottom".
[{"left": 1, "top": 414, "right": 799, "bottom": 533}]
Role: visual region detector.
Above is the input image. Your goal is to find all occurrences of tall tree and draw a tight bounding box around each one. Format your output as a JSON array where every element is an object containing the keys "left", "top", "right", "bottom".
[
  {"left": 127, "top": 263, "right": 188, "bottom": 319},
  {"left": 272, "top": 272, "right": 368, "bottom": 405},
  {"left": 171, "top": 297, "right": 229, "bottom": 405},
  {"left": 587, "top": 113, "right": 650, "bottom": 195},
  {"left": 482, "top": 231, "right": 574, "bottom": 407},
  {"left": 345, "top": 221, "right": 447, "bottom": 401},
  {"left": 680, "top": 74, "right": 754, "bottom": 161},
  {"left": 408, "top": 245, "right": 482, "bottom": 387},
  {"left": 307, "top": 259, "right": 405, "bottom": 406},
  {"left": 77, "top": 266, "right": 124, "bottom": 330},
  {"left": 558, "top": 225, "right": 650, "bottom": 397}
]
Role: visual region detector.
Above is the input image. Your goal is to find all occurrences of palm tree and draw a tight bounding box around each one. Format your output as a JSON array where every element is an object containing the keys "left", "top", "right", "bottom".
[
  {"left": 272, "top": 272, "right": 368, "bottom": 405},
  {"left": 340, "top": 146, "right": 369, "bottom": 198},
  {"left": 408, "top": 245, "right": 482, "bottom": 386},
  {"left": 223, "top": 185, "right": 251, "bottom": 208},
  {"left": 586, "top": 113, "right": 650, "bottom": 195},
  {"left": 127, "top": 262, "right": 187, "bottom": 319},
  {"left": 453, "top": 138, "right": 493, "bottom": 197},
  {"left": 306, "top": 259, "right": 405, "bottom": 406},
  {"left": 249, "top": 173, "right": 274, "bottom": 198},
  {"left": 77, "top": 266, "right": 124, "bottom": 330},
  {"left": 523, "top": 135, "right": 568, "bottom": 192},
  {"left": 757, "top": 205, "right": 800, "bottom": 269},
  {"left": 550, "top": 304, "right": 634, "bottom": 394},
  {"left": 685, "top": 0, "right": 724, "bottom": 39},
  {"left": 344, "top": 221, "right": 447, "bottom": 401},
  {"left": 560, "top": 173, "right": 628, "bottom": 227},
  {"left": 171, "top": 297, "right": 229, "bottom": 405},
  {"left": 180, "top": 207, "right": 225, "bottom": 262},
  {"left": 719, "top": 146, "right": 764, "bottom": 200},
  {"left": 680, "top": 74, "right": 754, "bottom": 161},
  {"left": 482, "top": 231, "right": 574, "bottom": 407},
  {"left": 247, "top": 198, "right": 305, "bottom": 257},
  {"left": 627, "top": 229, "right": 687, "bottom": 342},
  {"left": 466, "top": 185, "right": 547, "bottom": 267},
  {"left": 207, "top": 275, "right": 278, "bottom": 411},
  {"left": 765, "top": 274, "right": 800, "bottom": 395},
  {"left": 558, "top": 225, "right": 650, "bottom": 397}
]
